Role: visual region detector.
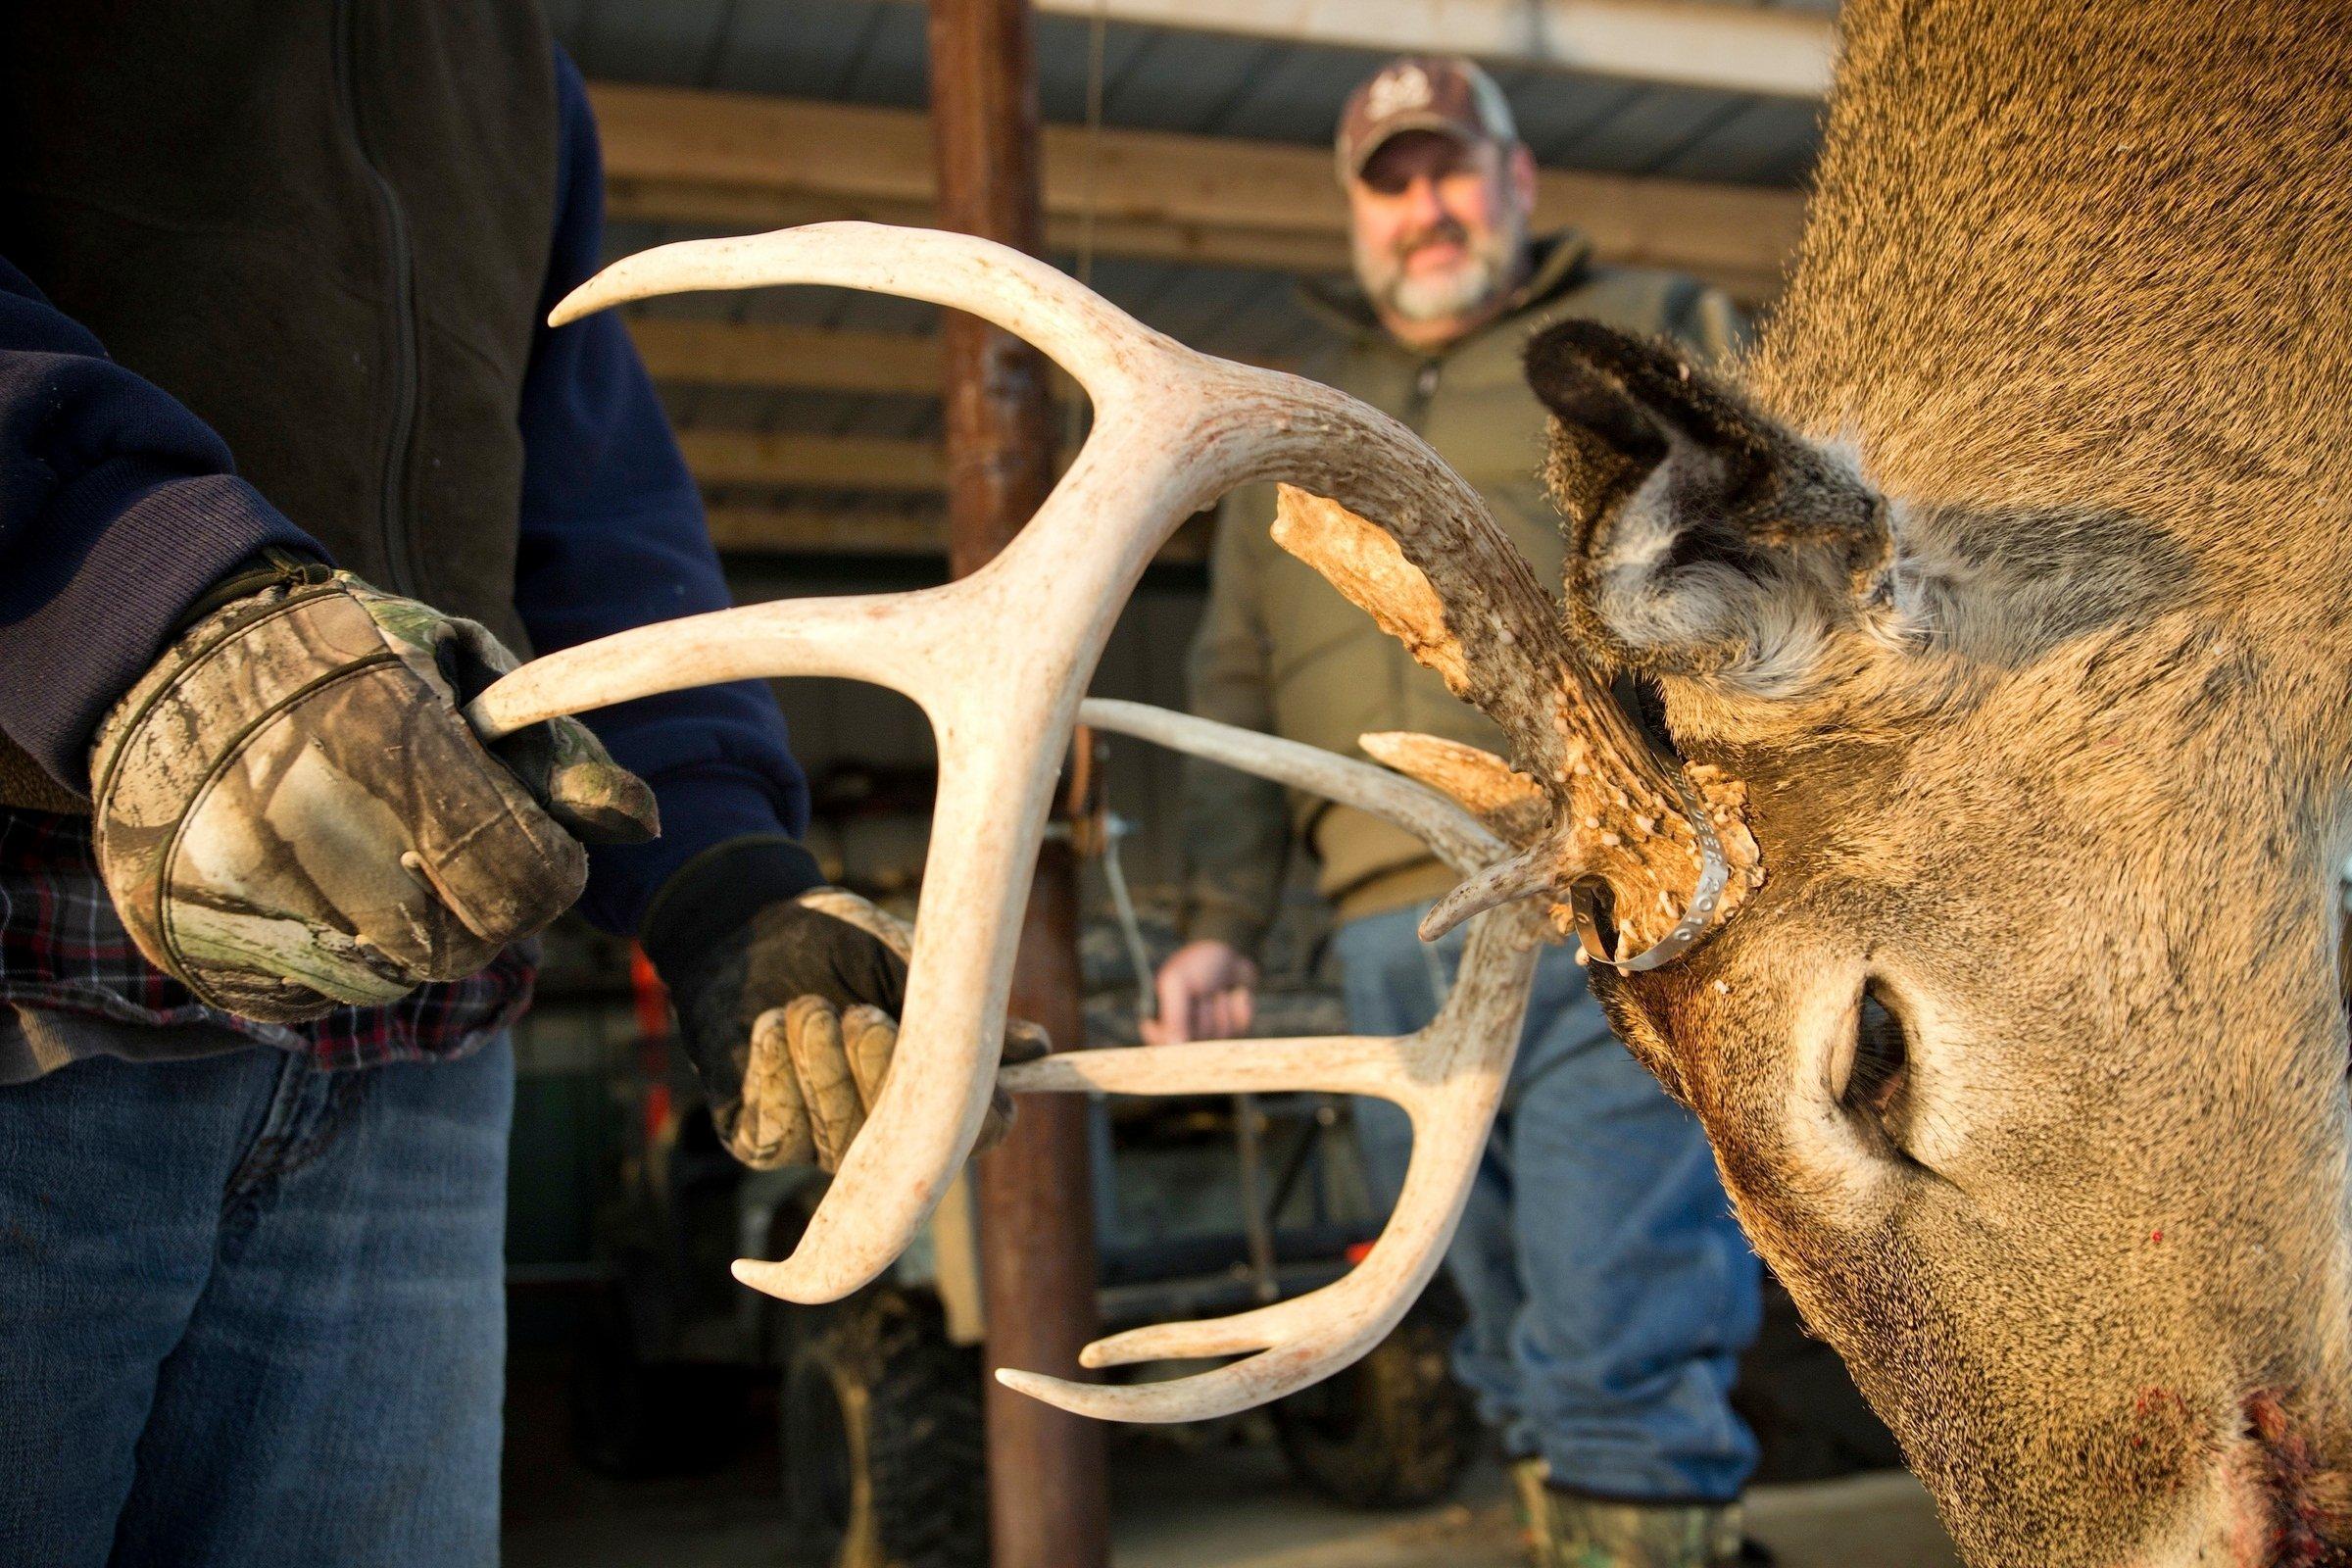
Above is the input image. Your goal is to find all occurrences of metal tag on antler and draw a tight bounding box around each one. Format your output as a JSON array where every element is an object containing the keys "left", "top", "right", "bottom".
[{"left": 465, "top": 221, "right": 1758, "bottom": 1424}]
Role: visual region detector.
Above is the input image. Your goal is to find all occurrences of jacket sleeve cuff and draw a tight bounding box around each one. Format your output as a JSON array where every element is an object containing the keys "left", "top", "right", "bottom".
[
  {"left": 636, "top": 832, "right": 826, "bottom": 987},
  {"left": 0, "top": 471, "right": 321, "bottom": 793}
]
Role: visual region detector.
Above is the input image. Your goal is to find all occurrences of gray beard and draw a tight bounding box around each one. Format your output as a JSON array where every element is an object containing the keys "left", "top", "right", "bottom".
[
  {"left": 1359, "top": 214, "right": 1527, "bottom": 326},
  {"left": 1387, "top": 254, "right": 1506, "bottom": 322}
]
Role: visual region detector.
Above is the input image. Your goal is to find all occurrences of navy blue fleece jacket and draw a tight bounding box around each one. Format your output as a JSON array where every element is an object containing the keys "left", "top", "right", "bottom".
[{"left": 0, "top": 54, "right": 809, "bottom": 936}]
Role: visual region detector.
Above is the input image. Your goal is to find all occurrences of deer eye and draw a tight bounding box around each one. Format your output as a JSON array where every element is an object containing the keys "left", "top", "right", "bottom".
[{"left": 1841, "top": 979, "right": 1913, "bottom": 1135}]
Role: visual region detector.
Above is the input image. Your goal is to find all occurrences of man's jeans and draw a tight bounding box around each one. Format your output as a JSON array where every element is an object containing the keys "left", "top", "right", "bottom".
[
  {"left": 1335, "top": 904, "right": 1761, "bottom": 1502},
  {"left": 0, "top": 1011, "right": 512, "bottom": 1568}
]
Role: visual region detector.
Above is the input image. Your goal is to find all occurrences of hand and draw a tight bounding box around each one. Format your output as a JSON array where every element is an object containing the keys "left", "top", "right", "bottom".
[
  {"left": 1144, "top": 939, "right": 1260, "bottom": 1044},
  {"left": 648, "top": 870, "right": 1047, "bottom": 1172},
  {"left": 90, "top": 562, "right": 656, "bottom": 1022}
]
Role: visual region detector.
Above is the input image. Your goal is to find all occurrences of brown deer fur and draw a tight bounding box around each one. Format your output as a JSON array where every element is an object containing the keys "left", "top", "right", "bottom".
[
  {"left": 1287, "top": 1, "right": 2352, "bottom": 1562},
  {"left": 1556, "top": 4, "right": 2352, "bottom": 1563}
]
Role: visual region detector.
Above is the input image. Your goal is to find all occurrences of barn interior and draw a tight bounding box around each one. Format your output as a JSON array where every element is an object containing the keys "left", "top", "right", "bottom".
[{"left": 492, "top": 2, "right": 1964, "bottom": 1564}]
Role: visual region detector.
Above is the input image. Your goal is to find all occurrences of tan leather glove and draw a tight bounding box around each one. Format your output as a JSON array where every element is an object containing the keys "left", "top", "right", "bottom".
[
  {"left": 642, "top": 844, "right": 1046, "bottom": 1172},
  {"left": 90, "top": 558, "right": 657, "bottom": 1022}
]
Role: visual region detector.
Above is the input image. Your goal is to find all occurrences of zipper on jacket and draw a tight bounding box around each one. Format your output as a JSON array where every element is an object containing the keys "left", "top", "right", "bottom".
[
  {"left": 1400, "top": 357, "right": 1442, "bottom": 439},
  {"left": 332, "top": 0, "right": 421, "bottom": 598}
]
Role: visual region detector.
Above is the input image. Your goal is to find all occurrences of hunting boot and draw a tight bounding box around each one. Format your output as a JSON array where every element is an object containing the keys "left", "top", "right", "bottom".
[{"left": 1510, "top": 1458, "right": 1755, "bottom": 1568}]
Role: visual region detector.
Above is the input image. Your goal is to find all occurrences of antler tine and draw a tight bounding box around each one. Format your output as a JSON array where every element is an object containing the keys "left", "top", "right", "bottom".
[
  {"left": 467, "top": 593, "right": 928, "bottom": 743},
  {"left": 1359, "top": 731, "right": 1548, "bottom": 835},
  {"left": 1004, "top": 1035, "right": 1415, "bottom": 1102},
  {"left": 1078, "top": 700, "right": 1498, "bottom": 875},
  {"left": 548, "top": 220, "right": 1177, "bottom": 408},
  {"left": 979, "top": 704, "right": 1541, "bottom": 1422},
  {"left": 993, "top": 903, "right": 1543, "bottom": 1423},
  {"left": 1417, "top": 846, "right": 1556, "bottom": 943}
]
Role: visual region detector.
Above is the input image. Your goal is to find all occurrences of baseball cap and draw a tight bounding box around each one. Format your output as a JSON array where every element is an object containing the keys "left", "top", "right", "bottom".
[{"left": 1336, "top": 56, "right": 1519, "bottom": 184}]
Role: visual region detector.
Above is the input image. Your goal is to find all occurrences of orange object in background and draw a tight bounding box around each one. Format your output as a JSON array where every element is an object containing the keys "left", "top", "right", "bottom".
[{"left": 628, "top": 943, "right": 673, "bottom": 1145}]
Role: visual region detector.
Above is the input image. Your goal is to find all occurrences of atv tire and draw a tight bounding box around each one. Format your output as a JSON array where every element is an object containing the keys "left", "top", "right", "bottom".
[
  {"left": 1271, "top": 1291, "right": 1475, "bottom": 1509},
  {"left": 781, "top": 1290, "right": 988, "bottom": 1568}
]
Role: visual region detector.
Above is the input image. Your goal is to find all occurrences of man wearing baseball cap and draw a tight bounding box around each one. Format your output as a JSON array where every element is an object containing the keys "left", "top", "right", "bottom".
[{"left": 1155, "top": 56, "right": 1764, "bottom": 1567}]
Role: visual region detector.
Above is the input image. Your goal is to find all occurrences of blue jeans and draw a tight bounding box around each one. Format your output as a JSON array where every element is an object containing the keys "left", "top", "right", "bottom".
[
  {"left": 0, "top": 1010, "right": 512, "bottom": 1568},
  {"left": 1335, "top": 904, "right": 1760, "bottom": 1502}
]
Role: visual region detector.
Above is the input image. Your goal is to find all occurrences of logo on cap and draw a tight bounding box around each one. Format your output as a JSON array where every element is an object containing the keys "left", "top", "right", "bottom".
[{"left": 1364, "top": 63, "right": 1435, "bottom": 124}]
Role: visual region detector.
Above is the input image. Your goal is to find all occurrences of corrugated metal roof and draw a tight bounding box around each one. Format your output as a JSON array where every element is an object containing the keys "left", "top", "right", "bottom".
[{"left": 557, "top": 1, "right": 1828, "bottom": 183}]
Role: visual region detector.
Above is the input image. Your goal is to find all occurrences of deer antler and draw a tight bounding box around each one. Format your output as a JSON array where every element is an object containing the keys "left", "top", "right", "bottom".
[
  {"left": 462, "top": 221, "right": 1758, "bottom": 1420},
  {"left": 463, "top": 220, "right": 1618, "bottom": 1315},
  {"left": 1358, "top": 731, "right": 1549, "bottom": 838},
  {"left": 1270, "top": 488, "right": 1759, "bottom": 969},
  {"left": 989, "top": 699, "right": 1544, "bottom": 1421}
]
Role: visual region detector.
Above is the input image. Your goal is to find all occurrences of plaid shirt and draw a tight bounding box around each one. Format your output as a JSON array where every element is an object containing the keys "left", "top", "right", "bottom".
[{"left": 0, "top": 809, "right": 531, "bottom": 1070}]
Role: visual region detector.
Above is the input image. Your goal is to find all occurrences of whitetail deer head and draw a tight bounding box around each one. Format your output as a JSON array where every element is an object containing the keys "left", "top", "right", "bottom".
[
  {"left": 1292, "top": 3, "right": 2352, "bottom": 1563},
  {"left": 466, "top": 220, "right": 1740, "bottom": 1423}
]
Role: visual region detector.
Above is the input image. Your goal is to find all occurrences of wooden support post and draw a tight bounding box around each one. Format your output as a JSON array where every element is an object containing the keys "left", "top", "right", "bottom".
[{"left": 926, "top": 2, "right": 1111, "bottom": 1567}]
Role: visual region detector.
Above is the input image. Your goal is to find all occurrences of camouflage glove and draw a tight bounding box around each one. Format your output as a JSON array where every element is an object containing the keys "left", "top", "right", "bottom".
[
  {"left": 90, "top": 555, "right": 657, "bottom": 1022},
  {"left": 642, "top": 838, "right": 1047, "bottom": 1171}
]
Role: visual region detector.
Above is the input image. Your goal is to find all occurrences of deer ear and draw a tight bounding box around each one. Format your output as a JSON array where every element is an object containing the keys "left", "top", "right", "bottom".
[{"left": 1525, "top": 320, "right": 1895, "bottom": 686}]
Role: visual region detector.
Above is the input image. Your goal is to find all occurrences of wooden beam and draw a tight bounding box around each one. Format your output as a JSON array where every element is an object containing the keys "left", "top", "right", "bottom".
[
  {"left": 937, "top": 0, "right": 1837, "bottom": 99},
  {"left": 608, "top": 176, "right": 1359, "bottom": 276},
  {"left": 703, "top": 503, "right": 947, "bottom": 554},
  {"left": 703, "top": 503, "right": 1210, "bottom": 563},
  {"left": 674, "top": 429, "right": 944, "bottom": 492},
  {"left": 630, "top": 318, "right": 943, "bottom": 396},
  {"left": 590, "top": 83, "right": 1799, "bottom": 300},
  {"left": 633, "top": 318, "right": 1288, "bottom": 397}
]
